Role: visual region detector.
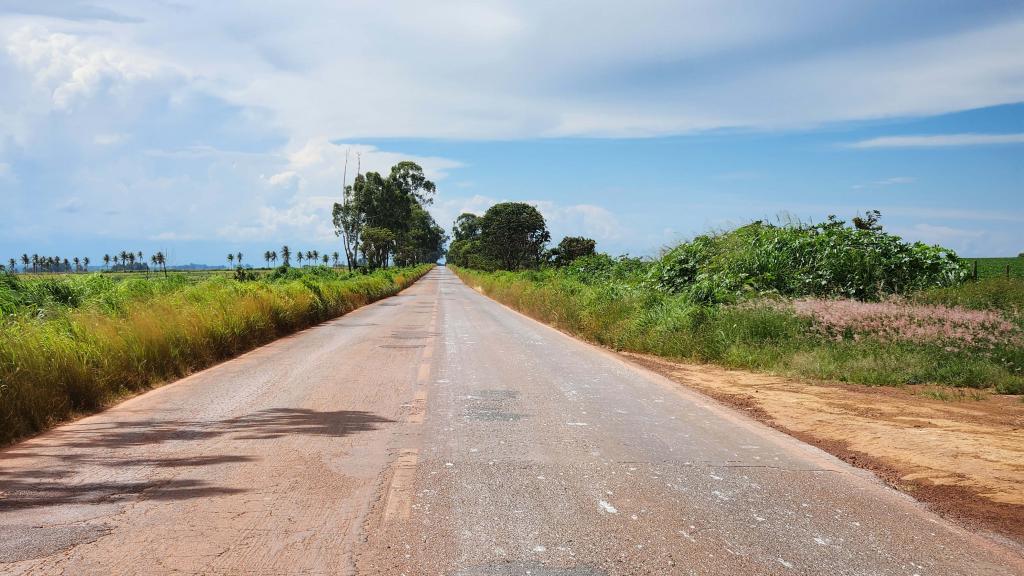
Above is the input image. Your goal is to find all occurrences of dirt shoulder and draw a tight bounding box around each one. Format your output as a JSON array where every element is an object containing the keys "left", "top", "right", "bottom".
[{"left": 622, "top": 351, "right": 1024, "bottom": 549}]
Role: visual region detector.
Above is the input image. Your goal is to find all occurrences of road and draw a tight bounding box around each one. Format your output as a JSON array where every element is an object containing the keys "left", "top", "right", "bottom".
[{"left": 1, "top": 267, "right": 1020, "bottom": 575}]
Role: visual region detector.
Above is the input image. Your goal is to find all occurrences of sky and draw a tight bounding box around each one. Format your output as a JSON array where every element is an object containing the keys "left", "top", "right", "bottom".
[{"left": 0, "top": 1, "right": 1022, "bottom": 266}]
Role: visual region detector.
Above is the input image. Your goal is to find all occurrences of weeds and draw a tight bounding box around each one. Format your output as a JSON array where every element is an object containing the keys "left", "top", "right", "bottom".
[{"left": 452, "top": 266, "right": 1024, "bottom": 395}]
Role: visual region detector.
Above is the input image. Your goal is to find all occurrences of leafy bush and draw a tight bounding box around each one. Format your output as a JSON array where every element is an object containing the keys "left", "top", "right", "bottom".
[{"left": 647, "top": 218, "right": 967, "bottom": 302}]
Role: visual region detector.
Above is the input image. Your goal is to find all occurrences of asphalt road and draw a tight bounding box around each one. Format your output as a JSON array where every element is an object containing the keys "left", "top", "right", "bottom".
[{"left": 1, "top": 267, "right": 1020, "bottom": 575}]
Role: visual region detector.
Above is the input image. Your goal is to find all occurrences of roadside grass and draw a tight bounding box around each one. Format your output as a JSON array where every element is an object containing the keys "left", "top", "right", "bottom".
[
  {"left": 451, "top": 266, "right": 1024, "bottom": 395},
  {"left": 0, "top": 265, "right": 432, "bottom": 443}
]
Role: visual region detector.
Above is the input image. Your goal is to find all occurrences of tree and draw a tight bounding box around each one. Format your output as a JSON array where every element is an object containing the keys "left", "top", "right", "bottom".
[
  {"left": 73, "top": 257, "right": 80, "bottom": 272},
  {"left": 453, "top": 213, "right": 482, "bottom": 242},
  {"left": 227, "top": 253, "right": 234, "bottom": 268},
  {"left": 264, "top": 251, "right": 272, "bottom": 267},
  {"left": 154, "top": 251, "right": 167, "bottom": 276},
  {"left": 479, "top": 202, "right": 550, "bottom": 270},
  {"left": 340, "top": 161, "right": 437, "bottom": 269},
  {"left": 21, "top": 254, "right": 29, "bottom": 271},
  {"left": 82, "top": 257, "right": 90, "bottom": 271},
  {"left": 103, "top": 254, "right": 110, "bottom": 270},
  {"left": 361, "top": 227, "right": 396, "bottom": 269},
  {"left": 236, "top": 252, "right": 243, "bottom": 267},
  {"left": 296, "top": 251, "right": 304, "bottom": 267},
  {"left": 280, "top": 245, "right": 291, "bottom": 267},
  {"left": 331, "top": 251, "right": 340, "bottom": 267},
  {"left": 270, "top": 250, "right": 278, "bottom": 266},
  {"left": 551, "top": 236, "right": 597, "bottom": 266},
  {"left": 322, "top": 254, "right": 329, "bottom": 265},
  {"left": 8, "top": 258, "right": 15, "bottom": 273}
]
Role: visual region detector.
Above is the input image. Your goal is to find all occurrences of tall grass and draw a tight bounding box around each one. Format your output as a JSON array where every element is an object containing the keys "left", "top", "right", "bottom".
[
  {"left": 452, "top": 266, "right": 1024, "bottom": 394},
  {"left": 0, "top": 265, "right": 432, "bottom": 443}
]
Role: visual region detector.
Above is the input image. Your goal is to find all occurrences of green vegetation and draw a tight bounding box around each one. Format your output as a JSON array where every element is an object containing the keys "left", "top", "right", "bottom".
[
  {"left": 968, "top": 257, "right": 1024, "bottom": 279},
  {"left": 0, "top": 265, "right": 432, "bottom": 443},
  {"left": 648, "top": 217, "right": 966, "bottom": 302},
  {"left": 333, "top": 161, "right": 447, "bottom": 270},
  {"left": 450, "top": 211, "right": 1022, "bottom": 395}
]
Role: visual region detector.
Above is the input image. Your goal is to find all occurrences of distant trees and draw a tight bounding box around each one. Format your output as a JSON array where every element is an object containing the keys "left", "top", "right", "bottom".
[
  {"left": 447, "top": 203, "right": 551, "bottom": 270},
  {"left": 550, "top": 236, "right": 596, "bottom": 267},
  {"left": 480, "top": 202, "right": 550, "bottom": 270},
  {"left": 334, "top": 161, "right": 446, "bottom": 270},
  {"left": 9, "top": 251, "right": 143, "bottom": 273},
  {"left": 280, "top": 245, "right": 291, "bottom": 267},
  {"left": 227, "top": 253, "right": 234, "bottom": 268}
]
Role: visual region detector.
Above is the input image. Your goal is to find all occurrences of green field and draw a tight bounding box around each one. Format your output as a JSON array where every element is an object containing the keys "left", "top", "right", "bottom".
[{"left": 968, "top": 257, "right": 1024, "bottom": 279}]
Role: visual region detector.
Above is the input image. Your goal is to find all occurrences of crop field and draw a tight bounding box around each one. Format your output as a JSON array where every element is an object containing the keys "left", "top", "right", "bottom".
[
  {"left": 0, "top": 264, "right": 432, "bottom": 443},
  {"left": 969, "top": 257, "right": 1024, "bottom": 279}
]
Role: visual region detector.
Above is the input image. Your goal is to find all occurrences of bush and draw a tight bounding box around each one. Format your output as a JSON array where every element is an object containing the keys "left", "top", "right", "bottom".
[{"left": 647, "top": 219, "right": 967, "bottom": 302}]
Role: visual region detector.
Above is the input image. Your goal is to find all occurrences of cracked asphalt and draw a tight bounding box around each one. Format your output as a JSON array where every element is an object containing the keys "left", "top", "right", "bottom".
[{"left": 1, "top": 267, "right": 1021, "bottom": 575}]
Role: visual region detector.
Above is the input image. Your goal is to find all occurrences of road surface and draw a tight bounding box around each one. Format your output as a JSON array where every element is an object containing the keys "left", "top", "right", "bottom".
[{"left": 1, "top": 267, "right": 1020, "bottom": 575}]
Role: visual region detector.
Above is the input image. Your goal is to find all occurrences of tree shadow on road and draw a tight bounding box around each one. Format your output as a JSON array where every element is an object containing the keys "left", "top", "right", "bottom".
[{"left": 0, "top": 408, "right": 395, "bottom": 510}]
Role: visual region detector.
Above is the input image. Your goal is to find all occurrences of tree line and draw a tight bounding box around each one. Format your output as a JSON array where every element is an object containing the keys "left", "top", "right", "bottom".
[
  {"left": 2, "top": 251, "right": 170, "bottom": 275},
  {"left": 447, "top": 202, "right": 596, "bottom": 270}
]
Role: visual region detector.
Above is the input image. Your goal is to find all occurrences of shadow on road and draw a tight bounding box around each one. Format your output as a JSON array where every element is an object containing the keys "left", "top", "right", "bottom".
[{"left": 0, "top": 408, "right": 394, "bottom": 510}]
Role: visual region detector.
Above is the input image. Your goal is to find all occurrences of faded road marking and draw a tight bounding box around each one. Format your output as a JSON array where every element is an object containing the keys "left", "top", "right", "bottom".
[{"left": 382, "top": 448, "right": 419, "bottom": 526}]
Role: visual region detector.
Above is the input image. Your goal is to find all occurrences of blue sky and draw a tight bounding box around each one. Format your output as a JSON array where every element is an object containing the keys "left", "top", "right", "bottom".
[{"left": 1, "top": 1, "right": 1022, "bottom": 266}]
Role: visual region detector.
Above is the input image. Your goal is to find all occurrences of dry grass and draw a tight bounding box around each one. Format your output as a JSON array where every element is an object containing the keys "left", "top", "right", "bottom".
[{"left": 0, "top": 265, "right": 432, "bottom": 443}]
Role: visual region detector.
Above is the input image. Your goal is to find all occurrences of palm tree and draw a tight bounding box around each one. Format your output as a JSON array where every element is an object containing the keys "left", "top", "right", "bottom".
[
  {"left": 280, "top": 245, "right": 290, "bottom": 267},
  {"left": 127, "top": 253, "right": 136, "bottom": 269},
  {"left": 62, "top": 258, "right": 70, "bottom": 272},
  {"left": 21, "top": 254, "right": 29, "bottom": 271},
  {"left": 153, "top": 251, "right": 167, "bottom": 277},
  {"left": 322, "top": 254, "right": 329, "bottom": 265},
  {"left": 119, "top": 251, "right": 129, "bottom": 271},
  {"left": 332, "top": 252, "right": 339, "bottom": 267},
  {"left": 227, "top": 253, "right": 235, "bottom": 268},
  {"left": 263, "top": 251, "right": 271, "bottom": 268},
  {"left": 103, "top": 254, "right": 110, "bottom": 270},
  {"left": 296, "top": 251, "right": 304, "bottom": 267},
  {"left": 31, "top": 254, "right": 38, "bottom": 272},
  {"left": 8, "top": 258, "right": 16, "bottom": 273},
  {"left": 236, "top": 252, "right": 243, "bottom": 267},
  {"left": 73, "top": 257, "right": 80, "bottom": 272},
  {"left": 306, "top": 250, "right": 314, "bottom": 266}
]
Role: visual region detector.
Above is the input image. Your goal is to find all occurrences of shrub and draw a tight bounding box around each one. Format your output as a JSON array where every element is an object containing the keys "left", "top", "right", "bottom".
[{"left": 647, "top": 218, "right": 967, "bottom": 302}]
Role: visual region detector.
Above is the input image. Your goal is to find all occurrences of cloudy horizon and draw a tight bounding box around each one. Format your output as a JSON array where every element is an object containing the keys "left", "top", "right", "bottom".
[{"left": 2, "top": 1, "right": 1022, "bottom": 264}]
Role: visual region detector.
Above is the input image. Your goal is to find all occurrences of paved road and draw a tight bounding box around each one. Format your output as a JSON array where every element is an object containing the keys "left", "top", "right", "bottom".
[{"left": 1, "top": 267, "right": 1020, "bottom": 575}]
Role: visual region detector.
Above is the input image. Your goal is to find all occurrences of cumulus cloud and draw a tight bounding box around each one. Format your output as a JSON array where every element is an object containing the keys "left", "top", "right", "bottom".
[{"left": 4, "top": 25, "right": 171, "bottom": 110}]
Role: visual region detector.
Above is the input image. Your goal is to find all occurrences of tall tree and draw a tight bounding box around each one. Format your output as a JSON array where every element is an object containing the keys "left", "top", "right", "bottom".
[
  {"left": 280, "top": 245, "right": 291, "bottom": 267},
  {"left": 479, "top": 202, "right": 550, "bottom": 270},
  {"left": 227, "top": 253, "right": 234, "bottom": 268}
]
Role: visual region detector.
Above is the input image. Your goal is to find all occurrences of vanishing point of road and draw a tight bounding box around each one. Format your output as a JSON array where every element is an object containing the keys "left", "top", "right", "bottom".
[{"left": 1, "top": 267, "right": 1021, "bottom": 575}]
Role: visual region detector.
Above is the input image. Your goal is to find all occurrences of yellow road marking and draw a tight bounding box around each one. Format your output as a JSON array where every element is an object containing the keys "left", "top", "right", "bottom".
[{"left": 382, "top": 448, "right": 419, "bottom": 525}]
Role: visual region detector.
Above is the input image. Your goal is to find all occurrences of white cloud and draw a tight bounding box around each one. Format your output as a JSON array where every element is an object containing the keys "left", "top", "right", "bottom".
[
  {"left": 5, "top": 25, "right": 172, "bottom": 111},
  {"left": 848, "top": 133, "right": 1024, "bottom": 148},
  {"left": 851, "top": 176, "right": 916, "bottom": 189}
]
